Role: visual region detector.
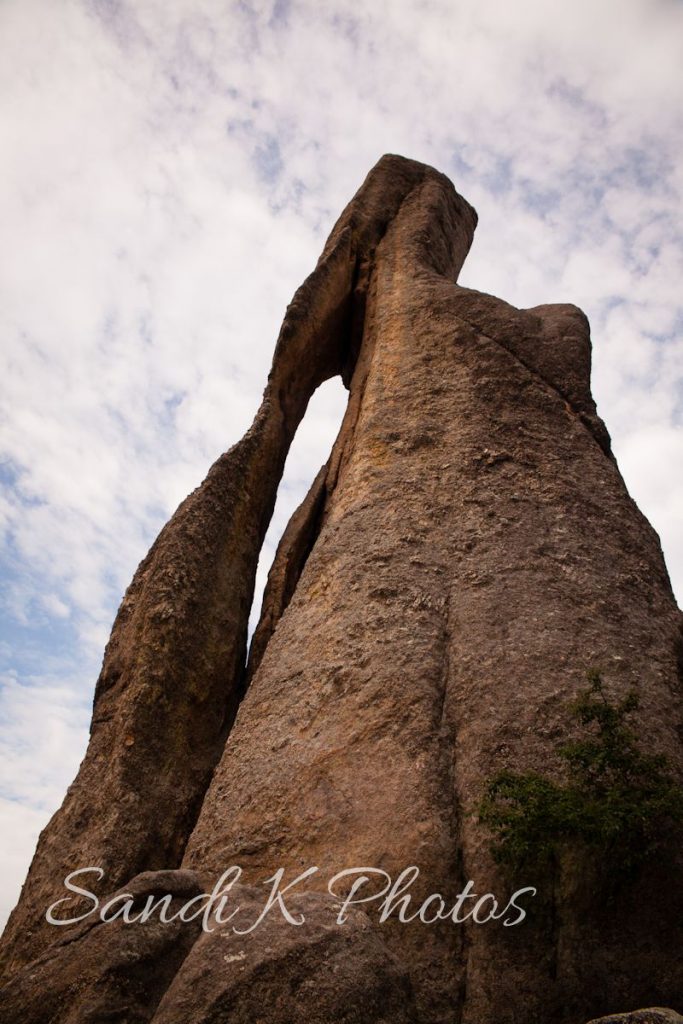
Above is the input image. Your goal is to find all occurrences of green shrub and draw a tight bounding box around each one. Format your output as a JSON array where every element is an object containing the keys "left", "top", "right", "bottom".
[{"left": 479, "top": 670, "right": 683, "bottom": 886}]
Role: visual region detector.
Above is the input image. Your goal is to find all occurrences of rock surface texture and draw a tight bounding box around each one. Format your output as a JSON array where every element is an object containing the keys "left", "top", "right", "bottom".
[
  {"left": 1, "top": 155, "right": 682, "bottom": 1024},
  {"left": 586, "top": 1013, "right": 683, "bottom": 1024}
]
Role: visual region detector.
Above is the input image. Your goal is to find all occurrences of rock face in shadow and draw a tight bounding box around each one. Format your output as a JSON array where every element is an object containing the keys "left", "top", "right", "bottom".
[
  {"left": 0, "top": 871, "right": 205, "bottom": 1024},
  {"left": 1, "top": 154, "right": 681, "bottom": 1024},
  {"left": 150, "top": 888, "right": 419, "bottom": 1024}
]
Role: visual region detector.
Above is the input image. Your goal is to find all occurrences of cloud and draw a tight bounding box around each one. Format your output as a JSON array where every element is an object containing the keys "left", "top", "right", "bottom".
[
  {"left": 0, "top": 670, "right": 91, "bottom": 925},
  {"left": 0, "top": 0, "right": 681, "bottom": 929}
]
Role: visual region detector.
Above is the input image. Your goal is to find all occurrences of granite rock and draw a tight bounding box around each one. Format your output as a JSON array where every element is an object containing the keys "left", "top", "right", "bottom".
[
  {"left": 2, "top": 154, "right": 681, "bottom": 1024},
  {"left": 586, "top": 1011, "right": 683, "bottom": 1024},
  {"left": 150, "top": 887, "right": 419, "bottom": 1024}
]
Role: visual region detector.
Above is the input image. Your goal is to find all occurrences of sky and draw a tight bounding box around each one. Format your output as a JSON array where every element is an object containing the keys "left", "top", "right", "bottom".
[{"left": 0, "top": 0, "right": 682, "bottom": 930}]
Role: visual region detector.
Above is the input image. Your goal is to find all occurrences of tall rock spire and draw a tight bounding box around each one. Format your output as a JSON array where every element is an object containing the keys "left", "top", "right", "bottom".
[{"left": 1, "top": 155, "right": 681, "bottom": 1024}]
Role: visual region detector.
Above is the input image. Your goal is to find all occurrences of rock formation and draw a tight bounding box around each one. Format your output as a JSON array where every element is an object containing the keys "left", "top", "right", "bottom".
[
  {"left": 1, "top": 155, "right": 681, "bottom": 1024},
  {"left": 587, "top": 1014, "right": 683, "bottom": 1024}
]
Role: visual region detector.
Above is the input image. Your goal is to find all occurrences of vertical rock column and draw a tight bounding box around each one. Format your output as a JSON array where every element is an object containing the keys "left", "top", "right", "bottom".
[
  {"left": 181, "top": 177, "right": 683, "bottom": 1024},
  {"left": 0, "top": 221, "right": 350, "bottom": 976},
  {"left": 181, "top": 170, "right": 481, "bottom": 1023},
  {"left": 5, "top": 153, "right": 680, "bottom": 1024},
  {"left": 435, "top": 286, "right": 683, "bottom": 1024},
  {"left": 0, "top": 155, "right": 476, "bottom": 985}
]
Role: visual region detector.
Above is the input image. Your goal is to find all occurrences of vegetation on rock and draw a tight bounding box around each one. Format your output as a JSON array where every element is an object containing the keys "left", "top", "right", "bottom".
[{"left": 479, "top": 670, "right": 683, "bottom": 885}]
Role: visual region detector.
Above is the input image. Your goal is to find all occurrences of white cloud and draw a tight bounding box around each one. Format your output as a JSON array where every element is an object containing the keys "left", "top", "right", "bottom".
[
  {"left": 0, "top": 0, "right": 681, "bottom": 930},
  {"left": 0, "top": 671, "right": 91, "bottom": 926}
]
